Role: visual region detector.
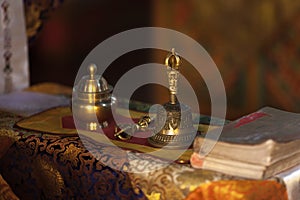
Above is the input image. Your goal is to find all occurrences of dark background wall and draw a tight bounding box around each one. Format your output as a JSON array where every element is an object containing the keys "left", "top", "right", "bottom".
[
  {"left": 26, "top": 0, "right": 300, "bottom": 120},
  {"left": 28, "top": 0, "right": 152, "bottom": 86}
]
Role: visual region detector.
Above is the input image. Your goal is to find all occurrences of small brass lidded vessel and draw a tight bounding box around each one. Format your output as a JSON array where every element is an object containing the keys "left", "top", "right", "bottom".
[
  {"left": 72, "top": 64, "right": 116, "bottom": 130},
  {"left": 148, "top": 49, "right": 195, "bottom": 149}
]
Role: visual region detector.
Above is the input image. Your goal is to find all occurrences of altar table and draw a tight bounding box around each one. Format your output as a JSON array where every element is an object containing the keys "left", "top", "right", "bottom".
[{"left": 0, "top": 83, "right": 296, "bottom": 200}]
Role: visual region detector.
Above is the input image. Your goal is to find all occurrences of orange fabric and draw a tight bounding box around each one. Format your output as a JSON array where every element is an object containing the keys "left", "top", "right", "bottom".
[{"left": 185, "top": 180, "right": 288, "bottom": 200}]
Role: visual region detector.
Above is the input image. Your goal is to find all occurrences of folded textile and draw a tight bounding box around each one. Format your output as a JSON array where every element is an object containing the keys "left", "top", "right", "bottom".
[
  {"left": 0, "top": 91, "right": 70, "bottom": 117},
  {"left": 0, "top": 136, "right": 14, "bottom": 158},
  {"left": 0, "top": 174, "right": 19, "bottom": 200},
  {"left": 0, "top": 134, "right": 19, "bottom": 200}
]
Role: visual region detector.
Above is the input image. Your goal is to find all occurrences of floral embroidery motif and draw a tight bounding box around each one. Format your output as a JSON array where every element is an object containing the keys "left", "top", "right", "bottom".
[{"left": 59, "top": 143, "right": 80, "bottom": 167}]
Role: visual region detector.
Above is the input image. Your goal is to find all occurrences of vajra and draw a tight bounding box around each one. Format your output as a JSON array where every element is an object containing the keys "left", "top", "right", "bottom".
[{"left": 114, "top": 116, "right": 152, "bottom": 140}]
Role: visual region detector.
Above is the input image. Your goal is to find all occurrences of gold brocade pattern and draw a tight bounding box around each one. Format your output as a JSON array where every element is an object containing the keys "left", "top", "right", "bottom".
[
  {"left": 0, "top": 134, "right": 146, "bottom": 199},
  {"left": 0, "top": 83, "right": 292, "bottom": 200},
  {"left": 0, "top": 111, "right": 20, "bottom": 160},
  {"left": 60, "top": 143, "right": 81, "bottom": 167},
  {"left": 127, "top": 152, "right": 236, "bottom": 200},
  {"left": 33, "top": 155, "right": 65, "bottom": 197},
  {"left": 0, "top": 110, "right": 146, "bottom": 199},
  {"left": 0, "top": 112, "right": 21, "bottom": 199},
  {"left": 0, "top": 111, "right": 22, "bottom": 130},
  {"left": 0, "top": 129, "right": 18, "bottom": 140},
  {"left": 4, "top": 105, "right": 289, "bottom": 200}
]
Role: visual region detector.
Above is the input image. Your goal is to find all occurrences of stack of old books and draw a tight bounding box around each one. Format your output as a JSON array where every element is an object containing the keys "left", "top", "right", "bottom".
[{"left": 191, "top": 107, "right": 300, "bottom": 179}]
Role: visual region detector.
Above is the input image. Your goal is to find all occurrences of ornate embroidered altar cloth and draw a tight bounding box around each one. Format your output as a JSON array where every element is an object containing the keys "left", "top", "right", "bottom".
[{"left": 0, "top": 83, "right": 297, "bottom": 200}]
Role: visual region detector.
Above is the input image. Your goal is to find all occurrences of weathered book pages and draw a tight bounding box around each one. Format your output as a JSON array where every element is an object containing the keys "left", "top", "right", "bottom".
[{"left": 192, "top": 107, "right": 300, "bottom": 179}]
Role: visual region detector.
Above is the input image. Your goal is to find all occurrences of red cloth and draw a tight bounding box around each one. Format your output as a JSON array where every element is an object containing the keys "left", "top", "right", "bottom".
[{"left": 62, "top": 115, "right": 153, "bottom": 146}]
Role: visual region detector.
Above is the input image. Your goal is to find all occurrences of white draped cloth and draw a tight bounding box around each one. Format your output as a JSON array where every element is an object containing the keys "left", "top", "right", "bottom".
[{"left": 0, "top": 0, "right": 29, "bottom": 94}]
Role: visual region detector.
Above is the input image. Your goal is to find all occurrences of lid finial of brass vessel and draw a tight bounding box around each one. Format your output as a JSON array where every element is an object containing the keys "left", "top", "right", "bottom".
[{"left": 89, "top": 64, "right": 97, "bottom": 79}]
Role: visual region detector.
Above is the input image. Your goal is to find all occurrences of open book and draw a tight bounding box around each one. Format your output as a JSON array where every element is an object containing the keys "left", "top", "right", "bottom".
[{"left": 191, "top": 107, "right": 300, "bottom": 179}]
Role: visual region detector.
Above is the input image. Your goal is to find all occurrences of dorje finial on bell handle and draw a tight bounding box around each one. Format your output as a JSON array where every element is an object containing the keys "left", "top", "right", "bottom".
[{"left": 165, "top": 48, "right": 181, "bottom": 70}]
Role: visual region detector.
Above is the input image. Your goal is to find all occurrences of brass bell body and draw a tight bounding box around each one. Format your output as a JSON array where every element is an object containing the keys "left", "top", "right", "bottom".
[
  {"left": 148, "top": 49, "right": 195, "bottom": 148},
  {"left": 148, "top": 102, "right": 195, "bottom": 148},
  {"left": 72, "top": 64, "right": 116, "bottom": 130}
]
